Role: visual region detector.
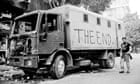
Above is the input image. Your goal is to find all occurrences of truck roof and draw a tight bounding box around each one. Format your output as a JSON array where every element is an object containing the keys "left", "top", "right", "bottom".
[{"left": 15, "top": 4, "right": 122, "bottom": 23}]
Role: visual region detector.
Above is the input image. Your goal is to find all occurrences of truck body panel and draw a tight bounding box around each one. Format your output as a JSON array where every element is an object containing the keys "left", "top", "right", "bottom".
[{"left": 39, "top": 5, "right": 124, "bottom": 50}]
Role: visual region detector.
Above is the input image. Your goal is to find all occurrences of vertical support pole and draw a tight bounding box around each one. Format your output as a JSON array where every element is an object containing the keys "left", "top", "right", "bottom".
[{"left": 5, "top": 35, "right": 8, "bottom": 61}]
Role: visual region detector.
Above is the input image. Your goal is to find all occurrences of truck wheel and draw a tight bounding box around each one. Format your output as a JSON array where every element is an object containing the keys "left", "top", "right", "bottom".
[
  {"left": 105, "top": 52, "right": 115, "bottom": 68},
  {"left": 50, "top": 55, "right": 66, "bottom": 79}
]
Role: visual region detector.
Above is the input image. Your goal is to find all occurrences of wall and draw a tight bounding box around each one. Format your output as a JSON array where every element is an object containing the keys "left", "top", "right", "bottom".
[{"left": 102, "top": 0, "right": 130, "bottom": 19}]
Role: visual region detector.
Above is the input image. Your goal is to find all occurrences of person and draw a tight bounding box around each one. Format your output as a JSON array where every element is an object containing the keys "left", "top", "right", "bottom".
[{"left": 119, "top": 37, "right": 132, "bottom": 73}]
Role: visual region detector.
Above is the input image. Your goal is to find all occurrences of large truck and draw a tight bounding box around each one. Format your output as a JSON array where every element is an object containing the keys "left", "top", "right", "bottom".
[{"left": 8, "top": 5, "right": 125, "bottom": 79}]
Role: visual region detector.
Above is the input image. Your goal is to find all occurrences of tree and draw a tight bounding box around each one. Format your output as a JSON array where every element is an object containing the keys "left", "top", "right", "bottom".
[
  {"left": 0, "top": 0, "right": 29, "bottom": 9},
  {"left": 0, "top": 0, "right": 111, "bottom": 13},
  {"left": 65, "top": 0, "right": 111, "bottom": 13},
  {"left": 87, "top": 0, "right": 111, "bottom": 13},
  {"left": 65, "top": 0, "right": 80, "bottom": 5},
  {"left": 28, "top": 0, "right": 111, "bottom": 13},
  {"left": 123, "top": 13, "right": 140, "bottom": 48}
]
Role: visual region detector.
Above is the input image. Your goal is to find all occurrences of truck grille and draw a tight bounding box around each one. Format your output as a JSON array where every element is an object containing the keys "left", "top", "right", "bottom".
[{"left": 9, "top": 56, "right": 38, "bottom": 68}]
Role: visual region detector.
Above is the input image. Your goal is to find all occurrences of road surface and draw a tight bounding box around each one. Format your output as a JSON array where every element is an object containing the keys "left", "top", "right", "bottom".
[{"left": 0, "top": 53, "right": 140, "bottom": 84}]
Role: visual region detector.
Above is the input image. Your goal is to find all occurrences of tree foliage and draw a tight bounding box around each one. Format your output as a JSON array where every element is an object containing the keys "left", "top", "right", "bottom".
[
  {"left": 123, "top": 13, "right": 140, "bottom": 45},
  {"left": 1, "top": 0, "right": 111, "bottom": 13},
  {"left": 65, "top": 0, "right": 111, "bottom": 13},
  {"left": 82, "top": 0, "right": 111, "bottom": 13}
]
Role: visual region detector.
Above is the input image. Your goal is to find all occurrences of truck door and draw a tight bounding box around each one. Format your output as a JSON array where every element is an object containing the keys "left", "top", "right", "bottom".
[{"left": 38, "top": 13, "right": 64, "bottom": 54}]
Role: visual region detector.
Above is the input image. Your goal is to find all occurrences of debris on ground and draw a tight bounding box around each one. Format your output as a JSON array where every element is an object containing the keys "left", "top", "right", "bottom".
[{"left": 0, "top": 65, "right": 24, "bottom": 80}]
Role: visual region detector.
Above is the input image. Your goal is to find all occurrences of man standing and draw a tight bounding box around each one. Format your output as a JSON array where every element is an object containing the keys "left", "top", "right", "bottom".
[{"left": 120, "top": 37, "right": 132, "bottom": 73}]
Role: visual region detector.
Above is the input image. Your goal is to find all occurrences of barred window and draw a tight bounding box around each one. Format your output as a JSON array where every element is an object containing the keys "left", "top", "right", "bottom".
[
  {"left": 97, "top": 17, "right": 101, "bottom": 25},
  {"left": 83, "top": 14, "right": 88, "bottom": 22},
  {"left": 107, "top": 21, "right": 111, "bottom": 28}
]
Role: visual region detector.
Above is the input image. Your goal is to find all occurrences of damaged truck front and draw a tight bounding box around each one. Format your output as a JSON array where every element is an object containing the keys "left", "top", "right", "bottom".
[
  {"left": 9, "top": 13, "right": 39, "bottom": 69},
  {"left": 8, "top": 10, "right": 70, "bottom": 79}
]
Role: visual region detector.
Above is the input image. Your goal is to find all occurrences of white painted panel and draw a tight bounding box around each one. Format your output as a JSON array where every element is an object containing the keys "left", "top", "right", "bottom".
[{"left": 68, "top": 9, "right": 119, "bottom": 50}]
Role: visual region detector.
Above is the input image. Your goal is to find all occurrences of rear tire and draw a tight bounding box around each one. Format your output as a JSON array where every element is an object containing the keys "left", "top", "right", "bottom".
[
  {"left": 105, "top": 52, "right": 115, "bottom": 68},
  {"left": 99, "top": 52, "right": 115, "bottom": 69},
  {"left": 50, "top": 55, "right": 66, "bottom": 79}
]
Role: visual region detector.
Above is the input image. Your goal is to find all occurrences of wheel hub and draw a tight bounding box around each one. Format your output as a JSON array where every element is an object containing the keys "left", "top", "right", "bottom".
[
  {"left": 108, "top": 57, "right": 114, "bottom": 67},
  {"left": 57, "top": 60, "right": 65, "bottom": 75}
]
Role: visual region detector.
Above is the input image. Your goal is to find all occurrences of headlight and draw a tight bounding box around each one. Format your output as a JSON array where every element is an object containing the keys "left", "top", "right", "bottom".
[{"left": 24, "top": 59, "right": 32, "bottom": 66}]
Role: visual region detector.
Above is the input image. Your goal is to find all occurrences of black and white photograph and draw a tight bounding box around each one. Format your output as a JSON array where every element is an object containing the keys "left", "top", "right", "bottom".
[{"left": 0, "top": 0, "right": 140, "bottom": 84}]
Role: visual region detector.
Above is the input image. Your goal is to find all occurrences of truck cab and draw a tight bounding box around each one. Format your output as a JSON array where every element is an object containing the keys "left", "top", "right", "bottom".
[{"left": 9, "top": 11, "right": 67, "bottom": 76}]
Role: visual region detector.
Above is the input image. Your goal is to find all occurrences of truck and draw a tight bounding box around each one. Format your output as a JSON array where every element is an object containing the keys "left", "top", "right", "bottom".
[{"left": 8, "top": 5, "right": 125, "bottom": 79}]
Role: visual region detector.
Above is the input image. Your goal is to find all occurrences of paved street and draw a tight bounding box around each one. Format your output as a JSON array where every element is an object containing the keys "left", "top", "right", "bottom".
[
  {"left": 39, "top": 53, "right": 140, "bottom": 84},
  {"left": 0, "top": 54, "right": 140, "bottom": 84}
]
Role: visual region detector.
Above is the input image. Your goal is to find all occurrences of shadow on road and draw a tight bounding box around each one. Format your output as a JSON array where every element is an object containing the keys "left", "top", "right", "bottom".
[
  {"left": 0, "top": 65, "right": 113, "bottom": 84},
  {"left": 66, "top": 66, "right": 109, "bottom": 75}
]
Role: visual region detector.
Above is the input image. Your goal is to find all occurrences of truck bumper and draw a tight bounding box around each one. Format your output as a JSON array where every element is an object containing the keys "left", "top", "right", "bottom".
[{"left": 9, "top": 56, "right": 39, "bottom": 68}]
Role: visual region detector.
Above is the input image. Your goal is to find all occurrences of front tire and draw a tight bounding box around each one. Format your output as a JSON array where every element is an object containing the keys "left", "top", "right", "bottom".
[{"left": 50, "top": 55, "right": 66, "bottom": 79}]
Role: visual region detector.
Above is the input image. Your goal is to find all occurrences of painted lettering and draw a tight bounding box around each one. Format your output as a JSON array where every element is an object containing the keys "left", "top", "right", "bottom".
[
  {"left": 89, "top": 31, "right": 95, "bottom": 44},
  {"left": 107, "top": 34, "right": 111, "bottom": 45},
  {"left": 102, "top": 33, "right": 108, "bottom": 45},
  {"left": 102, "top": 33, "right": 112, "bottom": 45},
  {"left": 74, "top": 28, "right": 112, "bottom": 46},
  {"left": 74, "top": 29, "right": 83, "bottom": 43},
  {"left": 84, "top": 30, "right": 89, "bottom": 44},
  {"left": 96, "top": 31, "right": 101, "bottom": 45}
]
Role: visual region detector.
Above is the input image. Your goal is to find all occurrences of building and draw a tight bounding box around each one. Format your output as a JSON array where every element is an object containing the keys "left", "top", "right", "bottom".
[{"left": 102, "top": 0, "right": 130, "bottom": 19}]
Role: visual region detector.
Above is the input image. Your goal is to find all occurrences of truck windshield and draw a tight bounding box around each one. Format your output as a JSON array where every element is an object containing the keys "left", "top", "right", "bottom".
[{"left": 13, "top": 14, "right": 38, "bottom": 34}]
